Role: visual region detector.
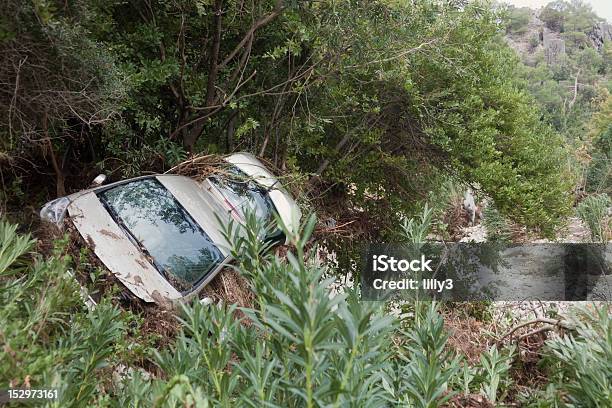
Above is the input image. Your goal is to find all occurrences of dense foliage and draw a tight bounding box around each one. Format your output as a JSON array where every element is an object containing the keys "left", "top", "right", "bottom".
[
  {"left": 540, "top": 0, "right": 603, "bottom": 37},
  {"left": 506, "top": 1, "right": 610, "bottom": 199},
  {"left": 586, "top": 94, "right": 612, "bottom": 193},
  {"left": 1, "top": 0, "right": 576, "bottom": 235}
]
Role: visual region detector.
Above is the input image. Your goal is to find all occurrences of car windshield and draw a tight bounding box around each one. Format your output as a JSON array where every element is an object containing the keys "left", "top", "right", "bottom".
[
  {"left": 98, "top": 178, "right": 223, "bottom": 293},
  {"left": 209, "top": 166, "right": 276, "bottom": 226}
]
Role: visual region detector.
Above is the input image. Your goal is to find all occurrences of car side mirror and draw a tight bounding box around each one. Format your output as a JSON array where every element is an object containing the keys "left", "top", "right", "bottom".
[{"left": 91, "top": 174, "right": 107, "bottom": 187}]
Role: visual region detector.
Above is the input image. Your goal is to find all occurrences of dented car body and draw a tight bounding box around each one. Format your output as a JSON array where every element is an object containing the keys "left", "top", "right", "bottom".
[{"left": 40, "top": 153, "right": 301, "bottom": 304}]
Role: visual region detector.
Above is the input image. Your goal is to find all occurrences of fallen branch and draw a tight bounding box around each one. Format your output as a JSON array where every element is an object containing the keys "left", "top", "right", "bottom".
[
  {"left": 315, "top": 220, "right": 356, "bottom": 235},
  {"left": 518, "top": 324, "right": 557, "bottom": 341},
  {"left": 497, "top": 317, "right": 574, "bottom": 344}
]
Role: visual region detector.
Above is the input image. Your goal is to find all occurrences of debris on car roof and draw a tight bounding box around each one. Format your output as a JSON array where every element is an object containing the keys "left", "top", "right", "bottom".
[
  {"left": 164, "top": 154, "right": 232, "bottom": 181},
  {"left": 166, "top": 153, "right": 303, "bottom": 199}
]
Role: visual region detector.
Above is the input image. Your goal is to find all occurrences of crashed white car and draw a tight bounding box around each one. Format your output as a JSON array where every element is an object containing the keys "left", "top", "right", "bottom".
[{"left": 40, "top": 153, "right": 300, "bottom": 304}]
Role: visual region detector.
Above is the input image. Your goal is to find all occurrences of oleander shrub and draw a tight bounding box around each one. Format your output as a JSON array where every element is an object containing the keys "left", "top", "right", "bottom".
[
  {"left": 0, "top": 220, "right": 133, "bottom": 407},
  {"left": 538, "top": 307, "right": 612, "bottom": 406}
]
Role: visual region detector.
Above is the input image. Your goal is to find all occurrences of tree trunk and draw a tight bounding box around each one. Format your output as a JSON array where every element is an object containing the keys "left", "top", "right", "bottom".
[
  {"left": 183, "top": 0, "right": 223, "bottom": 152},
  {"left": 315, "top": 132, "right": 352, "bottom": 176},
  {"left": 226, "top": 110, "right": 238, "bottom": 152}
]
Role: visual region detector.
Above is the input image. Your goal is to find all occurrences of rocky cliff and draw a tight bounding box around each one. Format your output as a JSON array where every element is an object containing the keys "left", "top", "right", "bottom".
[
  {"left": 506, "top": 8, "right": 610, "bottom": 67},
  {"left": 588, "top": 22, "right": 612, "bottom": 51}
]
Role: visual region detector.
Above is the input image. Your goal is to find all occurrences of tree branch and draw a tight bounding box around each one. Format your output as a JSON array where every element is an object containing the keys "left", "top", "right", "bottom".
[
  {"left": 218, "top": 0, "right": 285, "bottom": 70},
  {"left": 497, "top": 317, "right": 574, "bottom": 344},
  {"left": 169, "top": 70, "right": 256, "bottom": 140},
  {"left": 205, "top": 0, "right": 224, "bottom": 107},
  {"left": 568, "top": 69, "right": 581, "bottom": 110}
]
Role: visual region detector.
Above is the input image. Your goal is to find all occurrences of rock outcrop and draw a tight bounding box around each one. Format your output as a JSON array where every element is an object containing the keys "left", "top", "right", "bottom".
[
  {"left": 588, "top": 22, "right": 612, "bottom": 51},
  {"left": 543, "top": 29, "right": 566, "bottom": 65},
  {"left": 506, "top": 8, "right": 610, "bottom": 66}
]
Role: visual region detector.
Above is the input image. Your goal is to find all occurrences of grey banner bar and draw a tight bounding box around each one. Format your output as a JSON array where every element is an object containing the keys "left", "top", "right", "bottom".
[{"left": 361, "top": 243, "right": 611, "bottom": 301}]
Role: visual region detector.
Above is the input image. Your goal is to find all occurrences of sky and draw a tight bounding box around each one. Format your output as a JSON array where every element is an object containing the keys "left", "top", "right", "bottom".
[{"left": 502, "top": 0, "right": 612, "bottom": 23}]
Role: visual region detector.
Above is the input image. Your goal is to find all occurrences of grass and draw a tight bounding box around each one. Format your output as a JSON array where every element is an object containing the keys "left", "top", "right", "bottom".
[{"left": 577, "top": 194, "right": 611, "bottom": 242}]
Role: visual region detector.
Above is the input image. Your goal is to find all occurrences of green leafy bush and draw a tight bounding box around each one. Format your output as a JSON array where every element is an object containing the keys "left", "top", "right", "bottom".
[
  {"left": 477, "top": 345, "right": 515, "bottom": 404},
  {"left": 586, "top": 126, "right": 612, "bottom": 194},
  {"left": 0, "top": 220, "right": 131, "bottom": 407},
  {"left": 395, "top": 304, "right": 460, "bottom": 407},
  {"left": 482, "top": 206, "right": 513, "bottom": 242}
]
